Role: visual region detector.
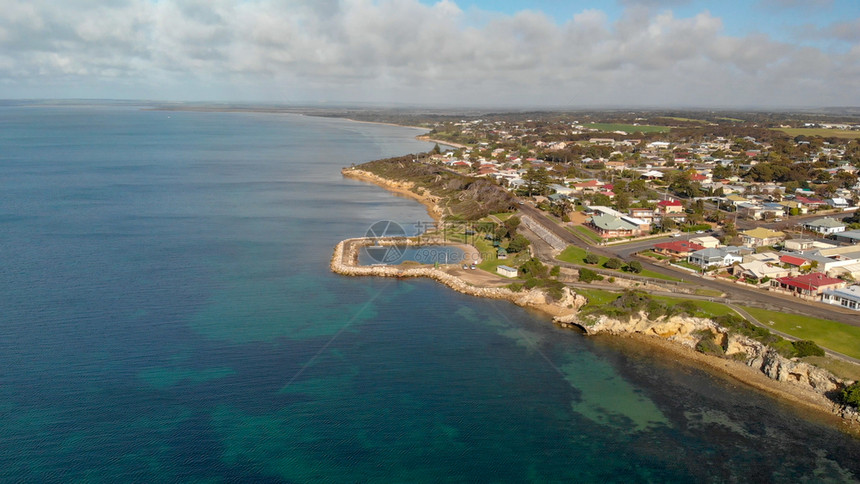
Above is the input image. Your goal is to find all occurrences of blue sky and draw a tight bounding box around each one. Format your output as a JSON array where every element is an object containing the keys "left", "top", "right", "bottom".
[
  {"left": 0, "top": 0, "right": 858, "bottom": 108},
  {"left": 440, "top": 0, "right": 860, "bottom": 47}
]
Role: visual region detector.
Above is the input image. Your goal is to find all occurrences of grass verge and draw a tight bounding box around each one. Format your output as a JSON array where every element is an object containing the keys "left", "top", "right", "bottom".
[{"left": 740, "top": 306, "right": 860, "bottom": 359}]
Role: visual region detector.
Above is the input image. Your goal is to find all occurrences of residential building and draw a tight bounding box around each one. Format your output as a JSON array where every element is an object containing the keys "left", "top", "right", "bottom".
[
  {"left": 804, "top": 217, "right": 847, "bottom": 235},
  {"left": 690, "top": 235, "right": 721, "bottom": 248},
  {"left": 653, "top": 240, "right": 705, "bottom": 258},
  {"left": 656, "top": 199, "right": 683, "bottom": 214},
  {"left": 821, "top": 285, "right": 860, "bottom": 311},
  {"left": 740, "top": 228, "right": 786, "bottom": 248},
  {"left": 587, "top": 214, "right": 647, "bottom": 238},
  {"left": 688, "top": 247, "right": 744, "bottom": 268},
  {"left": 770, "top": 273, "right": 846, "bottom": 298}
]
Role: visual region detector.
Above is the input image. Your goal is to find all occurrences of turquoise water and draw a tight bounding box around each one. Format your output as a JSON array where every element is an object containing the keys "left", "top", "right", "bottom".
[{"left": 1, "top": 104, "right": 859, "bottom": 482}]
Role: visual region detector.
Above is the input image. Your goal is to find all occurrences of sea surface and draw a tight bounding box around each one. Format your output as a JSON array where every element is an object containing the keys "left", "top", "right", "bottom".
[{"left": 1, "top": 104, "right": 859, "bottom": 482}]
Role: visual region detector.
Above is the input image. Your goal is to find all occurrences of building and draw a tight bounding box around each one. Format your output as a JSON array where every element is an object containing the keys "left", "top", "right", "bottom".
[
  {"left": 821, "top": 285, "right": 860, "bottom": 311},
  {"left": 834, "top": 230, "right": 860, "bottom": 245},
  {"left": 770, "top": 273, "right": 846, "bottom": 298},
  {"left": 656, "top": 199, "right": 683, "bottom": 214},
  {"left": 653, "top": 240, "right": 705, "bottom": 258},
  {"left": 740, "top": 228, "right": 786, "bottom": 248},
  {"left": 804, "top": 217, "right": 846, "bottom": 235},
  {"left": 690, "top": 235, "right": 721, "bottom": 249},
  {"left": 733, "top": 260, "right": 791, "bottom": 281},
  {"left": 587, "top": 214, "right": 645, "bottom": 238},
  {"left": 688, "top": 247, "right": 744, "bottom": 269},
  {"left": 497, "top": 265, "right": 518, "bottom": 278}
]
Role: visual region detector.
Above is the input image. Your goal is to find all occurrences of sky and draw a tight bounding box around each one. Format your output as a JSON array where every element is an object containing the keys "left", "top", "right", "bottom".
[{"left": 1, "top": 0, "right": 859, "bottom": 108}]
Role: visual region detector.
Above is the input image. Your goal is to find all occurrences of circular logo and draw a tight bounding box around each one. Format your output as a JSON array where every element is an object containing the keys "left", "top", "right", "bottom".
[{"left": 364, "top": 220, "right": 407, "bottom": 264}]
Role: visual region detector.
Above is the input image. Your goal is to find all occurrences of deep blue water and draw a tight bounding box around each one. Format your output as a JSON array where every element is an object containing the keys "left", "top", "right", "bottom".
[{"left": 1, "top": 105, "right": 859, "bottom": 482}]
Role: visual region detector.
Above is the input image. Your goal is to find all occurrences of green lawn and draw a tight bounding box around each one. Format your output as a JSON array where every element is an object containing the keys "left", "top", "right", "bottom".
[
  {"left": 557, "top": 246, "right": 682, "bottom": 282},
  {"left": 640, "top": 250, "right": 668, "bottom": 261},
  {"left": 585, "top": 123, "right": 671, "bottom": 134},
  {"left": 568, "top": 225, "right": 603, "bottom": 244},
  {"left": 740, "top": 307, "right": 860, "bottom": 359},
  {"left": 574, "top": 288, "right": 733, "bottom": 318}
]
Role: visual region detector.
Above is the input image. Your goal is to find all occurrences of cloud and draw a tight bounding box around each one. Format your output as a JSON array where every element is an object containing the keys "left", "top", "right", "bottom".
[
  {"left": 758, "top": 0, "right": 833, "bottom": 8},
  {"left": 0, "top": 0, "right": 856, "bottom": 107}
]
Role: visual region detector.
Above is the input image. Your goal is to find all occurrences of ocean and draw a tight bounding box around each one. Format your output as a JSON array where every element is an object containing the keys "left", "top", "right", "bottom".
[{"left": 0, "top": 104, "right": 858, "bottom": 482}]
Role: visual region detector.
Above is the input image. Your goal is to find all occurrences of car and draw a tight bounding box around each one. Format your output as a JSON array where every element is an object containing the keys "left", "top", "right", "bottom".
[
  {"left": 695, "top": 230, "right": 705, "bottom": 234},
  {"left": 672, "top": 233, "right": 682, "bottom": 237}
]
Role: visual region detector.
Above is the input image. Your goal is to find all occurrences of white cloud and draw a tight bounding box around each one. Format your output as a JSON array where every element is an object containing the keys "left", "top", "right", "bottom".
[{"left": 0, "top": 0, "right": 856, "bottom": 107}]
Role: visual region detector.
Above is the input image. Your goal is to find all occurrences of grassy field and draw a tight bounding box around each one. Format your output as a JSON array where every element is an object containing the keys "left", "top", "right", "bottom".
[
  {"left": 740, "top": 306, "right": 860, "bottom": 359},
  {"left": 568, "top": 225, "right": 603, "bottom": 244},
  {"left": 774, "top": 128, "right": 860, "bottom": 140},
  {"left": 557, "top": 246, "right": 682, "bottom": 282},
  {"left": 585, "top": 123, "right": 671, "bottom": 134},
  {"left": 574, "top": 288, "right": 732, "bottom": 318},
  {"left": 802, "top": 356, "right": 860, "bottom": 381}
]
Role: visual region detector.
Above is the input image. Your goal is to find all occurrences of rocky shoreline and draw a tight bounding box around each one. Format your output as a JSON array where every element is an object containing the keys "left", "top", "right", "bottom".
[{"left": 337, "top": 167, "right": 860, "bottom": 431}]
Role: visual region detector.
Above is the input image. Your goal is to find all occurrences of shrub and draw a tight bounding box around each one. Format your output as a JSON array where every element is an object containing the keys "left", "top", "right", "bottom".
[
  {"left": 604, "top": 258, "right": 622, "bottom": 270},
  {"left": 507, "top": 234, "right": 531, "bottom": 253},
  {"left": 550, "top": 265, "right": 561, "bottom": 277},
  {"left": 524, "top": 278, "right": 540, "bottom": 289},
  {"left": 627, "top": 260, "right": 643, "bottom": 273},
  {"left": 578, "top": 268, "right": 603, "bottom": 283},
  {"left": 519, "top": 258, "right": 547, "bottom": 278},
  {"left": 842, "top": 382, "right": 860, "bottom": 409},
  {"left": 584, "top": 253, "right": 600, "bottom": 265},
  {"left": 793, "top": 340, "right": 825, "bottom": 358},
  {"left": 508, "top": 283, "right": 523, "bottom": 292},
  {"left": 696, "top": 335, "right": 725, "bottom": 355}
]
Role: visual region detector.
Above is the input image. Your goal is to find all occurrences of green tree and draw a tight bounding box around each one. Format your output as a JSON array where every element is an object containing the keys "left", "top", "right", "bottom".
[
  {"left": 523, "top": 167, "right": 551, "bottom": 196},
  {"left": 841, "top": 382, "right": 860, "bottom": 409},
  {"left": 578, "top": 268, "right": 603, "bottom": 283},
  {"left": 550, "top": 265, "right": 561, "bottom": 277},
  {"left": 507, "top": 234, "right": 531, "bottom": 253},
  {"left": 584, "top": 253, "right": 600, "bottom": 265},
  {"left": 604, "top": 258, "right": 622, "bottom": 270},
  {"left": 627, "top": 260, "right": 643, "bottom": 273}
]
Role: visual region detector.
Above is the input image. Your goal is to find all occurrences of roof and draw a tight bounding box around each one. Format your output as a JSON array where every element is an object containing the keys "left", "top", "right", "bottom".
[
  {"left": 775, "top": 273, "right": 844, "bottom": 291},
  {"left": 806, "top": 217, "right": 845, "bottom": 229},
  {"left": 779, "top": 254, "right": 808, "bottom": 266},
  {"left": 654, "top": 241, "right": 705, "bottom": 252},
  {"left": 741, "top": 227, "right": 786, "bottom": 239},
  {"left": 822, "top": 285, "right": 860, "bottom": 304},
  {"left": 657, "top": 199, "right": 682, "bottom": 207},
  {"left": 837, "top": 230, "right": 860, "bottom": 241},
  {"left": 590, "top": 214, "right": 638, "bottom": 231},
  {"left": 691, "top": 247, "right": 742, "bottom": 259}
]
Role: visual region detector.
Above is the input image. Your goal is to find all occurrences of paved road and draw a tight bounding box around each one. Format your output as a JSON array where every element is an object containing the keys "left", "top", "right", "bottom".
[{"left": 516, "top": 203, "right": 860, "bottom": 327}]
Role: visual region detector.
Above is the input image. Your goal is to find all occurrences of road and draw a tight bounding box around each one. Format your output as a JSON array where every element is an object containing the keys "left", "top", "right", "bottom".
[{"left": 515, "top": 203, "right": 860, "bottom": 327}]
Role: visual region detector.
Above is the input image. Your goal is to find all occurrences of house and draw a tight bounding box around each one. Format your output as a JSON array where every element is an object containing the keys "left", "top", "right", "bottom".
[
  {"left": 688, "top": 247, "right": 744, "bottom": 269},
  {"left": 733, "top": 260, "right": 791, "bottom": 281},
  {"left": 656, "top": 199, "right": 684, "bottom": 214},
  {"left": 779, "top": 254, "right": 810, "bottom": 270},
  {"left": 653, "top": 240, "right": 705, "bottom": 258},
  {"left": 740, "top": 228, "right": 786, "bottom": 248},
  {"left": 821, "top": 285, "right": 860, "bottom": 311},
  {"left": 804, "top": 217, "right": 846, "bottom": 235},
  {"left": 587, "top": 214, "right": 646, "bottom": 238},
  {"left": 770, "top": 273, "right": 846, "bottom": 298},
  {"left": 629, "top": 207, "right": 655, "bottom": 223},
  {"left": 497, "top": 265, "right": 518, "bottom": 278},
  {"left": 690, "top": 235, "right": 721, "bottom": 248},
  {"left": 784, "top": 239, "right": 817, "bottom": 251}
]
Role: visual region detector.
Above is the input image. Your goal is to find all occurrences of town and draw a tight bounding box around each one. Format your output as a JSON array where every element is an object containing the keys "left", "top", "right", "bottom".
[{"left": 413, "top": 113, "right": 860, "bottom": 313}]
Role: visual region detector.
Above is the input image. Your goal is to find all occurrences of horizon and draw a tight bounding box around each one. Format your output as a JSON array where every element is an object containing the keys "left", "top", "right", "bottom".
[{"left": 2, "top": 0, "right": 859, "bottom": 109}]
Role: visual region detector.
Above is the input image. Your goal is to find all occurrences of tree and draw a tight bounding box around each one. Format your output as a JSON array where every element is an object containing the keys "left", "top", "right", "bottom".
[
  {"left": 522, "top": 167, "right": 551, "bottom": 196},
  {"left": 432, "top": 143, "right": 441, "bottom": 154},
  {"left": 507, "top": 234, "right": 531, "bottom": 253},
  {"left": 584, "top": 253, "right": 600, "bottom": 265},
  {"left": 604, "top": 258, "right": 622, "bottom": 270},
  {"left": 627, "top": 261, "right": 643, "bottom": 273},
  {"left": 841, "top": 382, "right": 860, "bottom": 409},
  {"left": 550, "top": 265, "right": 561, "bottom": 277},
  {"left": 614, "top": 191, "right": 631, "bottom": 212}
]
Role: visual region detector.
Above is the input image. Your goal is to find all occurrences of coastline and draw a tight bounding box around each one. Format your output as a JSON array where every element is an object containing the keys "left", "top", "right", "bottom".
[
  {"left": 336, "top": 165, "right": 860, "bottom": 433},
  {"left": 342, "top": 167, "right": 445, "bottom": 223}
]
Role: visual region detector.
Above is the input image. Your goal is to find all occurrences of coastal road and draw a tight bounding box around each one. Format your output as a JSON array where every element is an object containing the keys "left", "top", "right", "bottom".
[{"left": 516, "top": 205, "right": 860, "bottom": 326}]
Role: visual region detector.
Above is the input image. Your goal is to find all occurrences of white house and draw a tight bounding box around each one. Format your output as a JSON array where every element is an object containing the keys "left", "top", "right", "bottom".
[
  {"left": 688, "top": 247, "right": 744, "bottom": 269},
  {"left": 804, "top": 217, "right": 846, "bottom": 235},
  {"left": 821, "top": 285, "right": 860, "bottom": 311}
]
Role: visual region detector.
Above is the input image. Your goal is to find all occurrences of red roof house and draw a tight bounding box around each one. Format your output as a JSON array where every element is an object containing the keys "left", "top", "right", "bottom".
[
  {"left": 657, "top": 199, "right": 684, "bottom": 214},
  {"left": 771, "top": 272, "right": 846, "bottom": 297},
  {"left": 779, "top": 254, "right": 809, "bottom": 267},
  {"left": 653, "top": 240, "right": 705, "bottom": 257}
]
